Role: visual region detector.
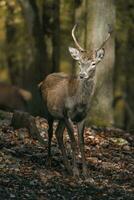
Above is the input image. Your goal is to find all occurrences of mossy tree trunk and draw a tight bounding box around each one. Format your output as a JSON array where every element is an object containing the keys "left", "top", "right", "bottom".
[
  {"left": 5, "top": 1, "right": 19, "bottom": 85},
  {"left": 60, "top": 0, "right": 75, "bottom": 73},
  {"left": 114, "top": 0, "right": 134, "bottom": 130}
]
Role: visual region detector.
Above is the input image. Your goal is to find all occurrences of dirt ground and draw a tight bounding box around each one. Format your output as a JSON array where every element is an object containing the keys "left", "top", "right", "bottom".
[{"left": 0, "top": 111, "right": 134, "bottom": 200}]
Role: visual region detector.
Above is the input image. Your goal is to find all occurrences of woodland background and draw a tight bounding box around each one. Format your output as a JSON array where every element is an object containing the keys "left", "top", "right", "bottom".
[{"left": 0, "top": 0, "right": 134, "bottom": 131}]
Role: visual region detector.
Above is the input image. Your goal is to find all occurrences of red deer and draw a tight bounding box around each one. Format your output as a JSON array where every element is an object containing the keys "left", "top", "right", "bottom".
[
  {"left": 0, "top": 82, "right": 32, "bottom": 112},
  {"left": 39, "top": 25, "right": 112, "bottom": 177}
]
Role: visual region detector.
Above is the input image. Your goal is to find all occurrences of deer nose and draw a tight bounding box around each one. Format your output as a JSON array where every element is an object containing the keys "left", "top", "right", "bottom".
[{"left": 79, "top": 73, "right": 85, "bottom": 79}]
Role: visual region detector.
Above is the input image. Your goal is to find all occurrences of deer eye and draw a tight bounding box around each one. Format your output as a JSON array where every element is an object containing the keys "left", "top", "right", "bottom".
[
  {"left": 78, "top": 61, "right": 81, "bottom": 67},
  {"left": 92, "top": 62, "right": 95, "bottom": 66}
]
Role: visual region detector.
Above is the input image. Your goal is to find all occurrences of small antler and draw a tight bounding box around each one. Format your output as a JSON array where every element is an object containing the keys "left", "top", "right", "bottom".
[
  {"left": 96, "top": 24, "right": 113, "bottom": 51},
  {"left": 72, "top": 24, "right": 85, "bottom": 52}
]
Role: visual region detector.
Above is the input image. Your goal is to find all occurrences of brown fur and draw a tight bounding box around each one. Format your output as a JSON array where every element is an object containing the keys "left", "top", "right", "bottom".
[
  {"left": 0, "top": 82, "right": 32, "bottom": 111},
  {"left": 39, "top": 70, "right": 95, "bottom": 177}
]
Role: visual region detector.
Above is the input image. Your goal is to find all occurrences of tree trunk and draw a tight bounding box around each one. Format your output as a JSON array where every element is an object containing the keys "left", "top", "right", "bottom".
[
  {"left": 18, "top": 0, "right": 50, "bottom": 115},
  {"left": 114, "top": 0, "right": 134, "bottom": 130},
  {"left": 5, "top": 1, "right": 18, "bottom": 84},
  {"left": 18, "top": 0, "right": 49, "bottom": 82},
  {"left": 51, "top": 0, "right": 60, "bottom": 73},
  {"left": 60, "top": 0, "right": 75, "bottom": 73},
  {"left": 86, "top": 0, "right": 115, "bottom": 126}
]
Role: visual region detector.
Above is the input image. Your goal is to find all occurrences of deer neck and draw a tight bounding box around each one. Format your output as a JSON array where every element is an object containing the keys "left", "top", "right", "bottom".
[{"left": 76, "top": 74, "right": 95, "bottom": 103}]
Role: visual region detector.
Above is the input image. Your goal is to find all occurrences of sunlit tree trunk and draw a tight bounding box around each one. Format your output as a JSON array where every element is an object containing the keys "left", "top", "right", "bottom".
[
  {"left": 60, "top": 0, "right": 75, "bottom": 73},
  {"left": 5, "top": 1, "right": 18, "bottom": 84},
  {"left": 86, "top": 0, "right": 115, "bottom": 126}
]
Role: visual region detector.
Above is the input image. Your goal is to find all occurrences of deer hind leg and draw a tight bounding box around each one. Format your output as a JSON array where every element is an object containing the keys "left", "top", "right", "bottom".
[
  {"left": 64, "top": 118, "right": 79, "bottom": 178},
  {"left": 47, "top": 118, "right": 54, "bottom": 167},
  {"left": 55, "top": 120, "right": 72, "bottom": 174},
  {"left": 77, "top": 120, "right": 88, "bottom": 178}
]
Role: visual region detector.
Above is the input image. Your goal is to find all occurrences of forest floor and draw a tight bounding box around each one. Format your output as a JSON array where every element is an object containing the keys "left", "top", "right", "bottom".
[{"left": 0, "top": 111, "right": 134, "bottom": 200}]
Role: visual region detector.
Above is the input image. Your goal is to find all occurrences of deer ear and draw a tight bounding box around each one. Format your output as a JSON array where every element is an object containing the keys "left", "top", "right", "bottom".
[
  {"left": 68, "top": 47, "right": 81, "bottom": 60},
  {"left": 95, "top": 48, "right": 105, "bottom": 63}
]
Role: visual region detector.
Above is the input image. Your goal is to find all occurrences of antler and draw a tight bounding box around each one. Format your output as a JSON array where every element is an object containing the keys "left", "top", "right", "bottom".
[
  {"left": 72, "top": 24, "right": 85, "bottom": 52},
  {"left": 96, "top": 24, "right": 113, "bottom": 51}
]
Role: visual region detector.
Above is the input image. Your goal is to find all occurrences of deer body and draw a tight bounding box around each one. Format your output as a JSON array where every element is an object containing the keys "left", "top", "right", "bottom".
[
  {"left": 41, "top": 71, "right": 95, "bottom": 122},
  {"left": 0, "top": 82, "right": 32, "bottom": 112},
  {"left": 40, "top": 72, "right": 95, "bottom": 177},
  {"left": 40, "top": 25, "right": 112, "bottom": 177}
]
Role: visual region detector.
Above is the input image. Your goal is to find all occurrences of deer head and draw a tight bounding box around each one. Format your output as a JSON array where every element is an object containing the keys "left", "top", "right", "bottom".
[{"left": 69, "top": 24, "right": 112, "bottom": 79}]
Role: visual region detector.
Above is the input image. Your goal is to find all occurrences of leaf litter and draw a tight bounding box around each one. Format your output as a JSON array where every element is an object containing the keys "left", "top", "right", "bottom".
[{"left": 0, "top": 111, "right": 134, "bottom": 200}]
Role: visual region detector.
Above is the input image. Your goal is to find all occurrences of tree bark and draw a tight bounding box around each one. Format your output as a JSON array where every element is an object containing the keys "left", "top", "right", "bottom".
[
  {"left": 51, "top": 0, "right": 60, "bottom": 73},
  {"left": 17, "top": 0, "right": 50, "bottom": 115},
  {"left": 5, "top": 1, "right": 18, "bottom": 84},
  {"left": 60, "top": 0, "right": 75, "bottom": 74},
  {"left": 18, "top": 0, "right": 49, "bottom": 82},
  {"left": 86, "top": 0, "right": 115, "bottom": 126}
]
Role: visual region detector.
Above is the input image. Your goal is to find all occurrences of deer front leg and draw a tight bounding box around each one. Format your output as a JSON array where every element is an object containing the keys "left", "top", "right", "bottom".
[
  {"left": 64, "top": 118, "right": 79, "bottom": 178},
  {"left": 55, "top": 120, "right": 72, "bottom": 174},
  {"left": 77, "top": 120, "right": 88, "bottom": 178}
]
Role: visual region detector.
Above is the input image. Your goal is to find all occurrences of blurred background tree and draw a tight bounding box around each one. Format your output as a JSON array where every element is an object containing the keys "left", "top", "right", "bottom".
[{"left": 0, "top": 0, "right": 134, "bottom": 131}]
